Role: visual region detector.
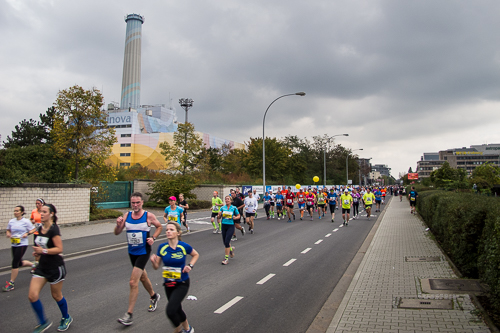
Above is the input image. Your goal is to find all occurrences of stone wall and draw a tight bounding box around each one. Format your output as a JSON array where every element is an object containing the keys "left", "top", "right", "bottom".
[
  {"left": 133, "top": 180, "right": 240, "bottom": 202},
  {"left": 0, "top": 183, "right": 91, "bottom": 231}
]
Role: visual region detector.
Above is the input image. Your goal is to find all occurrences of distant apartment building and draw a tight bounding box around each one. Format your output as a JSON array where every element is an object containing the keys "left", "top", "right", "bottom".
[
  {"left": 417, "top": 144, "right": 500, "bottom": 177},
  {"left": 371, "top": 164, "right": 391, "bottom": 177}
]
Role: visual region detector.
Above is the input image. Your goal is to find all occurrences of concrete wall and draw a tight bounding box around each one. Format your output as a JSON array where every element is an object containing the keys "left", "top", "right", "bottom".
[
  {"left": 133, "top": 180, "right": 240, "bottom": 202},
  {"left": 0, "top": 183, "right": 91, "bottom": 231}
]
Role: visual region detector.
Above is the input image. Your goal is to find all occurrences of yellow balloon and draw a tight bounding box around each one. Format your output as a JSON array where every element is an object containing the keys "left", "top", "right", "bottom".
[
  {"left": 295, "top": 184, "right": 301, "bottom": 189},
  {"left": 313, "top": 176, "right": 319, "bottom": 182}
]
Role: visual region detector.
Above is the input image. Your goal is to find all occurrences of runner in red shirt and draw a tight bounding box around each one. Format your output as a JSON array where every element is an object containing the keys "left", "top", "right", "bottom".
[
  {"left": 285, "top": 186, "right": 296, "bottom": 222},
  {"left": 296, "top": 188, "right": 306, "bottom": 220}
]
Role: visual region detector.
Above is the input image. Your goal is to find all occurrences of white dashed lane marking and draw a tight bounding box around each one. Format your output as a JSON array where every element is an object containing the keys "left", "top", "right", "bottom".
[
  {"left": 315, "top": 240, "right": 323, "bottom": 244},
  {"left": 214, "top": 296, "right": 244, "bottom": 314},
  {"left": 256, "top": 274, "right": 276, "bottom": 285},
  {"left": 283, "top": 259, "right": 296, "bottom": 266},
  {"left": 333, "top": 229, "right": 339, "bottom": 232},
  {"left": 301, "top": 248, "right": 312, "bottom": 254},
  {"left": 325, "top": 233, "right": 331, "bottom": 237}
]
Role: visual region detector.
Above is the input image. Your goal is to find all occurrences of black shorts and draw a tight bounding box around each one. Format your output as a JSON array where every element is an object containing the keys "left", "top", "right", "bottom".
[
  {"left": 375, "top": 200, "right": 381, "bottom": 204},
  {"left": 307, "top": 204, "right": 314, "bottom": 210},
  {"left": 33, "top": 264, "right": 66, "bottom": 284},
  {"left": 270, "top": 202, "right": 275, "bottom": 207},
  {"left": 11, "top": 246, "right": 28, "bottom": 269},
  {"left": 245, "top": 212, "right": 255, "bottom": 218},
  {"left": 129, "top": 253, "right": 150, "bottom": 270},
  {"left": 365, "top": 204, "right": 372, "bottom": 209},
  {"left": 410, "top": 201, "right": 416, "bottom": 207},
  {"left": 276, "top": 205, "right": 283, "bottom": 210},
  {"left": 318, "top": 204, "right": 325, "bottom": 208},
  {"left": 286, "top": 204, "right": 294, "bottom": 209},
  {"left": 342, "top": 208, "right": 351, "bottom": 214},
  {"left": 211, "top": 212, "right": 219, "bottom": 218},
  {"left": 329, "top": 204, "right": 336, "bottom": 213}
]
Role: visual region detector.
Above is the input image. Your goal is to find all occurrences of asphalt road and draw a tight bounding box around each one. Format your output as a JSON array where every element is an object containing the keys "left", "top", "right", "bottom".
[{"left": 0, "top": 199, "right": 390, "bottom": 333}]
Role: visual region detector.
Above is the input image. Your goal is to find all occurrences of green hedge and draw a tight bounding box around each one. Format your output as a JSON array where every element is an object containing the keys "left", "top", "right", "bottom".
[
  {"left": 144, "top": 199, "right": 211, "bottom": 210},
  {"left": 417, "top": 191, "right": 500, "bottom": 312}
]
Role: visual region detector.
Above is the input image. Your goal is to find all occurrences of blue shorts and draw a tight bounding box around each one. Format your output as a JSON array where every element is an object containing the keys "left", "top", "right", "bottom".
[{"left": 298, "top": 203, "right": 305, "bottom": 209}]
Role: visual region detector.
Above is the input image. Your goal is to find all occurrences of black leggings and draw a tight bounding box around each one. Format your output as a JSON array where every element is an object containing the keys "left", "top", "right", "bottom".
[
  {"left": 352, "top": 203, "right": 359, "bottom": 216},
  {"left": 11, "top": 246, "right": 28, "bottom": 269},
  {"left": 264, "top": 204, "right": 270, "bottom": 216},
  {"left": 164, "top": 279, "right": 190, "bottom": 327},
  {"left": 221, "top": 224, "right": 235, "bottom": 248}
]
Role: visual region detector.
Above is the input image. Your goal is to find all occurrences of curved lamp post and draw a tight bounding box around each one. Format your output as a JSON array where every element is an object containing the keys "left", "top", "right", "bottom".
[
  {"left": 263, "top": 92, "right": 306, "bottom": 194},
  {"left": 346, "top": 148, "right": 363, "bottom": 185},
  {"left": 323, "top": 134, "right": 348, "bottom": 187}
]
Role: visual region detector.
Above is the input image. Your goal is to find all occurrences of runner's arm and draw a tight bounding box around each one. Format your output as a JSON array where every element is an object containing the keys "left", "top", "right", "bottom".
[
  {"left": 183, "top": 248, "right": 200, "bottom": 273},
  {"left": 114, "top": 213, "right": 128, "bottom": 235},
  {"left": 147, "top": 213, "right": 163, "bottom": 244}
]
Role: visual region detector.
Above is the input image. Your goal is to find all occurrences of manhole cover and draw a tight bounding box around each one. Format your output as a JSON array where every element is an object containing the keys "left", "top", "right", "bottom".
[
  {"left": 429, "top": 279, "right": 483, "bottom": 292},
  {"left": 405, "top": 256, "right": 441, "bottom": 262},
  {"left": 399, "top": 298, "right": 452, "bottom": 309}
]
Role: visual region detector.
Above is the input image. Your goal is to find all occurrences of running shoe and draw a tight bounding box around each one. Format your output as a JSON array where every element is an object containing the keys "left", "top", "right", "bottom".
[
  {"left": 311, "top": 217, "right": 313, "bottom": 221},
  {"left": 331, "top": 218, "right": 334, "bottom": 222},
  {"left": 222, "top": 259, "right": 228, "bottom": 265},
  {"left": 33, "top": 321, "right": 52, "bottom": 333},
  {"left": 250, "top": 229, "right": 254, "bottom": 234},
  {"left": 346, "top": 221, "right": 348, "bottom": 226},
  {"left": 255, "top": 212, "right": 258, "bottom": 218},
  {"left": 278, "top": 217, "right": 280, "bottom": 220},
  {"left": 287, "top": 219, "right": 291, "bottom": 223},
  {"left": 57, "top": 315, "right": 73, "bottom": 332},
  {"left": 322, "top": 213, "right": 325, "bottom": 217},
  {"left": 293, "top": 214, "right": 295, "bottom": 220},
  {"left": 2, "top": 281, "right": 14, "bottom": 292},
  {"left": 217, "top": 229, "right": 221, "bottom": 234},
  {"left": 230, "top": 247, "right": 235, "bottom": 258},
  {"left": 241, "top": 228, "right": 245, "bottom": 236},
  {"left": 267, "top": 216, "right": 270, "bottom": 220},
  {"left": 213, "top": 229, "right": 218, "bottom": 234},
  {"left": 148, "top": 293, "right": 160, "bottom": 312},
  {"left": 118, "top": 312, "right": 133, "bottom": 326},
  {"left": 343, "top": 220, "right": 346, "bottom": 226},
  {"left": 182, "top": 326, "right": 195, "bottom": 333},
  {"left": 300, "top": 217, "right": 303, "bottom": 220},
  {"left": 319, "top": 216, "right": 321, "bottom": 220},
  {"left": 232, "top": 235, "right": 237, "bottom": 241}
]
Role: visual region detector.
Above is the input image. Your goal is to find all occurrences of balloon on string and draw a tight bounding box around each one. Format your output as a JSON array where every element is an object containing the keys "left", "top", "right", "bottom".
[
  {"left": 295, "top": 184, "right": 301, "bottom": 189},
  {"left": 313, "top": 176, "right": 319, "bottom": 183}
]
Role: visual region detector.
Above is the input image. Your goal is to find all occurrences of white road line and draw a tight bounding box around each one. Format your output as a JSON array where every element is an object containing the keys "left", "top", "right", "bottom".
[
  {"left": 325, "top": 233, "right": 332, "bottom": 237},
  {"left": 301, "top": 248, "right": 312, "bottom": 254},
  {"left": 333, "top": 228, "right": 339, "bottom": 232},
  {"left": 338, "top": 224, "right": 343, "bottom": 228},
  {"left": 315, "top": 240, "right": 323, "bottom": 244},
  {"left": 214, "top": 296, "right": 244, "bottom": 314},
  {"left": 283, "top": 259, "right": 296, "bottom": 266},
  {"left": 256, "top": 273, "right": 276, "bottom": 285}
]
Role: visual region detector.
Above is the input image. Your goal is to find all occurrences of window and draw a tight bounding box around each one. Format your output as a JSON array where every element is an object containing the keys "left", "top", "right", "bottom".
[
  {"left": 120, "top": 143, "right": 131, "bottom": 147},
  {"left": 120, "top": 163, "right": 130, "bottom": 167},
  {"left": 120, "top": 153, "right": 131, "bottom": 157},
  {"left": 121, "top": 134, "right": 131, "bottom": 137}
]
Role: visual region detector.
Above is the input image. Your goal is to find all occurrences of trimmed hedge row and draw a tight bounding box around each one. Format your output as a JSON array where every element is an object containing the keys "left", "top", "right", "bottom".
[{"left": 417, "top": 191, "right": 500, "bottom": 311}]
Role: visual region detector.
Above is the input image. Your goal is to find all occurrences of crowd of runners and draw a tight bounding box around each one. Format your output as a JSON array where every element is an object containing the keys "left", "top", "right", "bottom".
[{"left": 3, "top": 184, "right": 415, "bottom": 333}]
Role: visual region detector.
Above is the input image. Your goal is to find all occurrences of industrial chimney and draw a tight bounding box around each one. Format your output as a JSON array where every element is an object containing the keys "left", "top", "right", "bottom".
[{"left": 120, "top": 14, "right": 144, "bottom": 109}]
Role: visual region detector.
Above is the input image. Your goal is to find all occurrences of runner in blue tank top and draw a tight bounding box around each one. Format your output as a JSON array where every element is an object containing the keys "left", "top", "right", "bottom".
[{"left": 114, "top": 192, "right": 163, "bottom": 326}]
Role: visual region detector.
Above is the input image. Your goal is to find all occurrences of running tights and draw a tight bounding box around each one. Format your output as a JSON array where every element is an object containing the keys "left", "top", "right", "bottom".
[
  {"left": 352, "top": 203, "right": 359, "bottom": 216},
  {"left": 221, "top": 224, "right": 235, "bottom": 248},
  {"left": 264, "top": 204, "right": 270, "bottom": 216},
  {"left": 164, "top": 279, "right": 190, "bottom": 327}
]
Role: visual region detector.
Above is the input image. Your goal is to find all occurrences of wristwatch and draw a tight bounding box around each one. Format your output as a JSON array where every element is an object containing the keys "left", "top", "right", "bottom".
[
  {"left": 188, "top": 264, "right": 194, "bottom": 268},
  {"left": 42, "top": 249, "right": 48, "bottom": 254}
]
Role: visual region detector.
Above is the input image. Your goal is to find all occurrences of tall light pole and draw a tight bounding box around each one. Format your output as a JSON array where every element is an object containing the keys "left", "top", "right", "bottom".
[
  {"left": 263, "top": 92, "right": 305, "bottom": 194},
  {"left": 346, "top": 148, "right": 363, "bottom": 185},
  {"left": 179, "top": 98, "right": 193, "bottom": 175},
  {"left": 323, "top": 134, "right": 348, "bottom": 187}
]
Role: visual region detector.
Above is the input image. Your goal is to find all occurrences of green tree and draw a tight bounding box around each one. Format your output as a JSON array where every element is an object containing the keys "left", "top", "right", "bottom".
[
  {"left": 3, "top": 107, "right": 56, "bottom": 148},
  {"left": 430, "top": 161, "right": 466, "bottom": 188},
  {"left": 470, "top": 162, "right": 500, "bottom": 191},
  {"left": 159, "top": 122, "right": 204, "bottom": 175},
  {"left": 245, "top": 137, "right": 292, "bottom": 183},
  {"left": 52, "top": 85, "right": 116, "bottom": 180},
  {"left": 147, "top": 174, "right": 198, "bottom": 203}
]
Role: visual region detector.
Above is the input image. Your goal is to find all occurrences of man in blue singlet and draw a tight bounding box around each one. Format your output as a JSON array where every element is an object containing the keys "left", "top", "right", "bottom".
[{"left": 114, "top": 192, "right": 163, "bottom": 326}]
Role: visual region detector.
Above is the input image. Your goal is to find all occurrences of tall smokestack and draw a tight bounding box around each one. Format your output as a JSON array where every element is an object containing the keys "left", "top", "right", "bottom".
[{"left": 120, "top": 14, "right": 144, "bottom": 109}]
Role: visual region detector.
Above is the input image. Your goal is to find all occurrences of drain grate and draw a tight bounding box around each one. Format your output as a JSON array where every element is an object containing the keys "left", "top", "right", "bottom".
[
  {"left": 398, "top": 298, "right": 453, "bottom": 309},
  {"left": 429, "top": 279, "right": 483, "bottom": 292},
  {"left": 405, "top": 256, "right": 441, "bottom": 262}
]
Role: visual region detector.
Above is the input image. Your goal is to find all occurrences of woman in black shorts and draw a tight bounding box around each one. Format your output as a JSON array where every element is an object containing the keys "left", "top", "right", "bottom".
[{"left": 29, "top": 204, "right": 73, "bottom": 332}]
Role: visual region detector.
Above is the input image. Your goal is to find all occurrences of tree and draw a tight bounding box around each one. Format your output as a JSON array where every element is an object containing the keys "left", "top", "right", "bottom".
[
  {"left": 245, "top": 137, "right": 292, "bottom": 182},
  {"left": 470, "top": 162, "right": 500, "bottom": 191},
  {"left": 159, "top": 122, "right": 204, "bottom": 175},
  {"left": 430, "top": 161, "right": 466, "bottom": 188},
  {"left": 3, "top": 107, "right": 56, "bottom": 148},
  {"left": 52, "top": 85, "right": 116, "bottom": 180}
]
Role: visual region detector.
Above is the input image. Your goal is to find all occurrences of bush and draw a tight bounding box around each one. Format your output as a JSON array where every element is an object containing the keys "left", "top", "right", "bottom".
[
  {"left": 89, "top": 208, "right": 123, "bottom": 221},
  {"left": 147, "top": 175, "right": 198, "bottom": 203},
  {"left": 144, "top": 199, "right": 211, "bottom": 210}
]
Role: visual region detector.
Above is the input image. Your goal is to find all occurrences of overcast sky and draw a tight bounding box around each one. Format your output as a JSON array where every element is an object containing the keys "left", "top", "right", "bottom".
[{"left": 2, "top": 0, "right": 500, "bottom": 178}]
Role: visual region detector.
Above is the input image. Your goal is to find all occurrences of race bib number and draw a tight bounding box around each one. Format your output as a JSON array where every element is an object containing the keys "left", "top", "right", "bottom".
[
  {"left": 168, "top": 214, "right": 178, "bottom": 222},
  {"left": 287, "top": 199, "right": 292, "bottom": 204},
  {"left": 298, "top": 197, "right": 304, "bottom": 202},
  {"left": 353, "top": 198, "right": 358, "bottom": 203},
  {"left": 162, "top": 266, "right": 182, "bottom": 280},
  {"left": 366, "top": 198, "right": 372, "bottom": 203},
  {"left": 344, "top": 199, "right": 350, "bottom": 205},
  {"left": 222, "top": 211, "right": 234, "bottom": 219},
  {"left": 35, "top": 236, "right": 48, "bottom": 249},
  {"left": 127, "top": 232, "right": 143, "bottom": 245},
  {"left": 411, "top": 197, "right": 416, "bottom": 201},
  {"left": 212, "top": 205, "right": 218, "bottom": 211},
  {"left": 11, "top": 237, "right": 20, "bottom": 244}
]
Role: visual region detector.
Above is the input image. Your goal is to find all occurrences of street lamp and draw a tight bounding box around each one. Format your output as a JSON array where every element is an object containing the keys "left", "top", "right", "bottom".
[
  {"left": 346, "top": 148, "right": 363, "bottom": 185},
  {"left": 263, "top": 92, "right": 306, "bottom": 194},
  {"left": 323, "top": 134, "right": 348, "bottom": 187},
  {"left": 179, "top": 98, "right": 193, "bottom": 175}
]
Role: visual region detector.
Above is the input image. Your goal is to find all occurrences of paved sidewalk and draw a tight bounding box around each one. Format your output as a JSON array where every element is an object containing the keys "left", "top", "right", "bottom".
[{"left": 327, "top": 197, "right": 491, "bottom": 333}]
